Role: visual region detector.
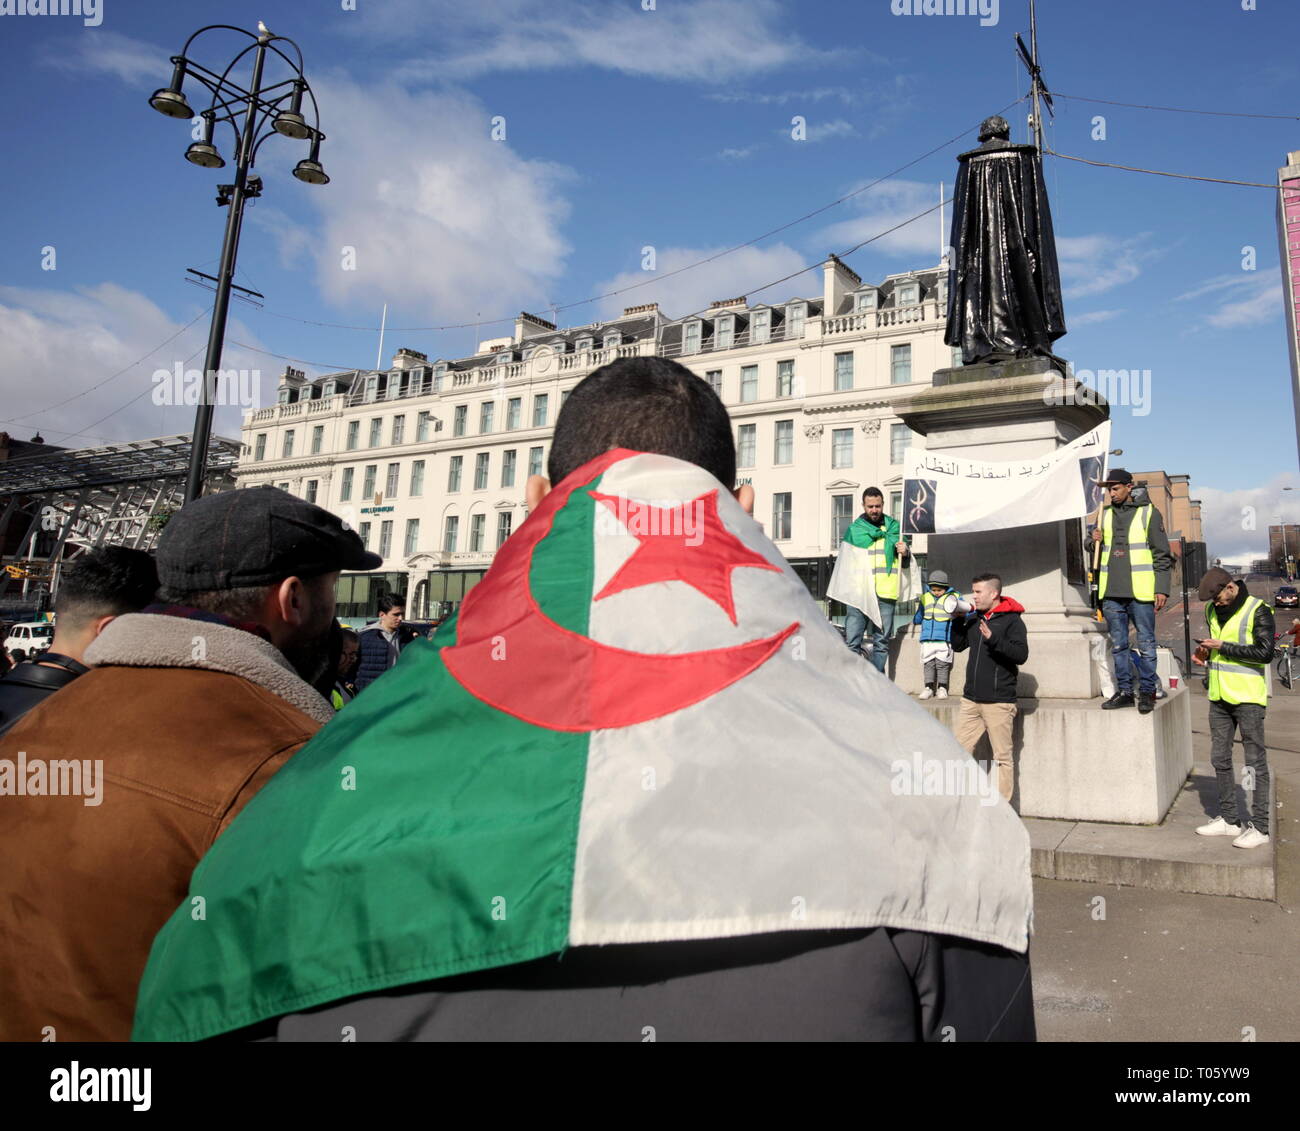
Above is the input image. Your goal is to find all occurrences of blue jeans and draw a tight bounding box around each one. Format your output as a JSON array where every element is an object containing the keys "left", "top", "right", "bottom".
[
  {"left": 1102, "top": 597, "right": 1157, "bottom": 695},
  {"left": 845, "top": 599, "right": 896, "bottom": 674}
]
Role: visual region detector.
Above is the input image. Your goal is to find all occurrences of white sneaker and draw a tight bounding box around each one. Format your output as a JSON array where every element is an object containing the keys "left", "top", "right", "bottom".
[
  {"left": 1232, "top": 826, "right": 1270, "bottom": 850},
  {"left": 919, "top": 687, "right": 934, "bottom": 699},
  {"left": 936, "top": 687, "right": 949, "bottom": 699},
  {"left": 1195, "top": 817, "right": 1243, "bottom": 837}
]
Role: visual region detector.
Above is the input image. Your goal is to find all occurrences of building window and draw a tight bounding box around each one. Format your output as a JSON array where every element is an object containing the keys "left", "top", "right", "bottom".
[
  {"left": 502, "top": 449, "right": 517, "bottom": 488},
  {"left": 310, "top": 425, "right": 324, "bottom": 455},
  {"left": 751, "top": 309, "right": 770, "bottom": 345},
  {"left": 737, "top": 423, "right": 756, "bottom": 469},
  {"left": 603, "top": 332, "right": 620, "bottom": 350},
  {"left": 385, "top": 462, "right": 400, "bottom": 497},
  {"left": 453, "top": 405, "right": 468, "bottom": 437},
  {"left": 740, "top": 365, "right": 758, "bottom": 403},
  {"left": 282, "top": 430, "right": 295, "bottom": 459},
  {"left": 254, "top": 433, "right": 266, "bottom": 461},
  {"left": 890, "top": 490, "right": 903, "bottom": 518},
  {"left": 369, "top": 417, "right": 382, "bottom": 447},
  {"left": 891, "top": 343, "right": 912, "bottom": 385},
  {"left": 786, "top": 302, "right": 806, "bottom": 338},
  {"left": 391, "top": 415, "right": 405, "bottom": 445},
  {"left": 346, "top": 420, "right": 359, "bottom": 450},
  {"left": 410, "top": 460, "right": 425, "bottom": 497},
  {"left": 774, "top": 420, "right": 793, "bottom": 465},
  {"left": 321, "top": 380, "right": 336, "bottom": 398},
  {"left": 897, "top": 282, "right": 919, "bottom": 306},
  {"left": 682, "top": 321, "right": 701, "bottom": 355},
  {"left": 404, "top": 519, "right": 420, "bottom": 556},
  {"left": 278, "top": 387, "right": 291, "bottom": 405},
  {"left": 777, "top": 360, "right": 794, "bottom": 398},
  {"left": 277, "top": 481, "right": 290, "bottom": 491},
  {"left": 507, "top": 397, "right": 522, "bottom": 429},
  {"left": 834, "top": 351, "right": 854, "bottom": 392},
  {"left": 560, "top": 389, "right": 570, "bottom": 409},
  {"left": 378, "top": 520, "right": 393, "bottom": 558},
  {"left": 448, "top": 455, "right": 463, "bottom": 492},
  {"left": 474, "top": 452, "right": 490, "bottom": 490},
  {"left": 480, "top": 401, "right": 495, "bottom": 434},
  {"left": 706, "top": 370, "right": 722, "bottom": 397},
  {"left": 831, "top": 428, "right": 853, "bottom": 469},
  {"left": 364, "top": 374, "right": 379, "bottom": 402},
  {"left": 855, "top": 290, "right": 877, "bottom": 312},
  {"left": 470, "top": 513, "right": 486, "bottom": 552},
  {"left": 532, "top": 394, "right": 549, "bottom": 428},
  {"left": 771, "top": 492, "right": 792, "bottom": 540},
  {"left": 359, "top": 521, "right": 371, "bottom": 549},
  {"left": 715, "top": 316, "right": 733, "bottom": 351},
  {"left": 576, "top": 336, "right": 592, "bottom": 353},
  {"left": 305, "top": 479, "right": 318, "bottom": 504},
  {"left": 416, "top": 411, "right": 432, "bottom": 442},
  {"left": 362, "top": 465, "right": 377, "bottom": 498},
  {"left": 386, "top": 371, "right": 401, "bottom": 400},
  {"left": 833, "top": 494, "right": 855, "bottom": 543},
  {"left": 890, "top": 423, "right": 911, "bottom": 465},
  {"left": 528, "top": 446, "right": 544, "bottom": 478},
  {"left": 443, "top": 516, "right": 459, "bottom": 553},
  {"left": 497, "top": 511, "right": 513, "bottom": 547},
  {"left": 340, "top": 467, "right": 354, "bottom": 501}
]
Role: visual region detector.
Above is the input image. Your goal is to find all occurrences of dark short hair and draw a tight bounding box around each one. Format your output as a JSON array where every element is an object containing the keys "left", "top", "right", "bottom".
[
  {"left": 55, "top": 547, "right": 158, "bottom": 629},
  {"left": 377, "top": 594, "right": 406, "bottom": 614},
  {"left": 547, "top": 356, "right": 735, "bottom": 487},
  {"left": 863, "top": 487, "right": 884, "bottom": 501},
  {"left": 972, "top": 572, "right": 1003, "bottom": 592},
  {"left": 156, "top": 571, "right": 334, "bottom": 621}
]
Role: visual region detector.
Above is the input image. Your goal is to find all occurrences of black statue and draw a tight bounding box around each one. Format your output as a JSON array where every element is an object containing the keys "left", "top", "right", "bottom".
[{"left": 944, "top": 115, "right": 1066, "bottom": 366}]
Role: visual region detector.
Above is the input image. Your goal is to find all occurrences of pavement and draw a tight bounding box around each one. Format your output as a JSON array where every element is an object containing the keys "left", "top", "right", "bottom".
[{"left": 1030, "top": 635, "right": 1300, "bottom": 1041}]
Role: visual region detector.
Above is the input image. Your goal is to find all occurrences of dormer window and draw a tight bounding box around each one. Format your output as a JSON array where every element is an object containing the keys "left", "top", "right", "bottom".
[
  {"left": 855, "top": 290, "right": 877, "bottom": 312},
  {"left": 434, "top": 363, "right": 448, "bottom": 391},
  {"left": 321, "top": 380, "right": 336, "bottom": 398},
  {"left": 550, "top": 339, "right": 565, "bottom": 354},
  {"left": 683, "top": 320, "right": 701, "bottom": 355},
  {"left": 576, "top": 336, "right": 592, "bottom": 353},
  {"left": 386, "top": 370, "right": 401, "bottom": 399},
  {"left": 714, "top": 315, "right": 734, "bottom": 351},
  {"left": 364, "top": 374, "right": 379, "bottom": 403},
  {"left": 603, "top": 332, "right": 620, "bottom": 350},
  {"left": 896, "top": 282, "right": 919, "bottom": 306},
  {"left": 786, "top": 302, "right": 806, "bottom": 339},
  {"left": 751, "top": 309, "right": 770, "bottom": 345},
  {"left": 277, "top": 387, "right": 291, "bottom": 405}
]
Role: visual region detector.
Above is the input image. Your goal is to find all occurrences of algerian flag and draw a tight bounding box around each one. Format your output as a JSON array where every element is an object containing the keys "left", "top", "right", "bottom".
[
  {"left": 133, "top": 449, "right": 1031, "bottom": 1042},
  {"left": 827, "top": 540, "right": 922, "bottom": 626}
]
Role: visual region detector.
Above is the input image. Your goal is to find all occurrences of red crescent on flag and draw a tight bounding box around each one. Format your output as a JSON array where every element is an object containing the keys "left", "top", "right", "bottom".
[{"left": 442, "top": 449, "right": 799, "bottom": 732}]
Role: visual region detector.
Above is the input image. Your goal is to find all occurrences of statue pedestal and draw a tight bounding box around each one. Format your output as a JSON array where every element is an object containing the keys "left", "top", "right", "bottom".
[{"left": 891, "top": 361, "right": 1192, "bottom": 824}]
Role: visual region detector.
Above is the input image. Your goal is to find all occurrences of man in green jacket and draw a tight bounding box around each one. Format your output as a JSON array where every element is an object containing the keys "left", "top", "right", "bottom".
[{"left": 843, "top": 487, "right": 911, "bottom": 675}]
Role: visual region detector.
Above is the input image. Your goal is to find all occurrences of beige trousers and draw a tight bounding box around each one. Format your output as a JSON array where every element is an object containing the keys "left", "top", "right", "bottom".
[{"left": 954, "top": 698, "right": 1018, "bottom": 801}]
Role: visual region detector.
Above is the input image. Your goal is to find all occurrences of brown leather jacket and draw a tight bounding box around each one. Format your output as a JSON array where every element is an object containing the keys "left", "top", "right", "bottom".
[{"left": 0, "top": 613, "right": 333, "bottom": 1042}]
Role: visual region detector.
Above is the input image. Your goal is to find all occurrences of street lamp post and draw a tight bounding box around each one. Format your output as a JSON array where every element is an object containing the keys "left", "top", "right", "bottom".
[{"left": 148, "top": 24, "right": 328, "bottom": 504}]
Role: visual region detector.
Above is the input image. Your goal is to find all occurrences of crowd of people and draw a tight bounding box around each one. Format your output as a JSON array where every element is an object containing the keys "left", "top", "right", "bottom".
[{"left": 0, "top": 353, "right": 1274, "bottom": 1043}]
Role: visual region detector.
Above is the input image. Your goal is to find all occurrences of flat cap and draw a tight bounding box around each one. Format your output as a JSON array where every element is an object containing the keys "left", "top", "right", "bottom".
[
  {"left": 1099, "top": 468, "right": 1134, "bottom": 486},
  {"left": 1197, "top": 567, "right": 1234, "bottom": 603},
  {"left": 927, "top": 569, "right": 950, "bottom": 586},
  {"left": 157, "top": 486, "right": 381, "bottom": 592}
]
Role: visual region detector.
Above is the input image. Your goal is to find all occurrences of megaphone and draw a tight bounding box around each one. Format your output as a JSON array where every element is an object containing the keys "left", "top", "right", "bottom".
[{"left": 942, "top": 593, "right": 974, "bottom": 616}]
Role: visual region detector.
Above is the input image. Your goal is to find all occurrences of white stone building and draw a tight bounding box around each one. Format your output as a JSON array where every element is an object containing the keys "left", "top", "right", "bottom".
[{"left": 236, "top": 255, "right": 957, "bottom": 619}]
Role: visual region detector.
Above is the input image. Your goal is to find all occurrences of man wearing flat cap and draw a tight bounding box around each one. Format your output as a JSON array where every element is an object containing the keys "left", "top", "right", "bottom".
[
  {"left": 0, "top": 486, "right": 380, "bottom": 1041},
  {"left": 1192, "top": 567, "right": 1274, "bottom": 850},
  {"left": 1091, "top": 469, "right": 1175, "bottom": 715}
]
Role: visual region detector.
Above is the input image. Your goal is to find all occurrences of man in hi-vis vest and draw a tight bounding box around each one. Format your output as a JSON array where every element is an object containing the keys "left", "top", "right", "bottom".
[
  {"left": 1091, "top": 469, "right": 1174, "bottom": 714},
  {"left": 842, "top": 487, "right": 911, "bottom": 675},
  {"left": 1193, "top": 568, "right": 1274, "bottom": 850}
]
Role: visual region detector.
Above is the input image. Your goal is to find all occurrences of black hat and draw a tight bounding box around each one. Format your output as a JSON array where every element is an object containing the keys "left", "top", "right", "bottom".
[
  {"left": 1099, "top": 468, "right": 1134, "bottom": 486},
  {"left": 1197, "top": 567, "right": 1234, "bottom": 603},
  {"left": 157, "top": 486, "right": 382, "bottom": 592}
]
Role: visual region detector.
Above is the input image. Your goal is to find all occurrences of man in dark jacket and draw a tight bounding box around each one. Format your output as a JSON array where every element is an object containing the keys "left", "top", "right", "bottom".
[
  {"left": 355, "top": 595, "right": 417, "bottom": 691},
  {"left": 0, "top": 547, "right": 157, "bottom": 738},
  {"left": 952, "top": 572, "right": 1029, "bottom": 803}
]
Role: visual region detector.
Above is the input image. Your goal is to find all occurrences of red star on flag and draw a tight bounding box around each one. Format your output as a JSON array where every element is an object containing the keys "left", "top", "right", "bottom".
[{"left": 588, "top": 488, "right": 780, "bottom": 625}]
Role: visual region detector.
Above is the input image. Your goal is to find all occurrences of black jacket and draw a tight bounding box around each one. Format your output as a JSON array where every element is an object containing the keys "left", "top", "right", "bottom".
[
  {"left": 355, "top": 623, "right": 418, "bottom": 691},
  {"left": 0, "top": 654, "right": 89, "bottom": 738},
  {"left": 952, "top": 597, "right": 1029, "bottom": 703},
  {"left": 1206, "top": 590, "right": 1276, "bottom": 665}
]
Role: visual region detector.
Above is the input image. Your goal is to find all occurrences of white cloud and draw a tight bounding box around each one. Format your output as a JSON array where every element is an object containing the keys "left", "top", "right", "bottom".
[
  {"left": 1172, "top": 268, "right": 1283, "bottom": 329},
  {"left": 43, "top": 29, "right": 163, "bottom": 88},
  {"left": 717, "top": 146, "right": 762, "bottom": 161},
  {"left": 590, "top": 244, "right": 816, "bottom": 322},
  {"left": 1071, "top": 309, "right": 1123, "bottom": 327},
  {"left": 814, "top": 178, "right": 947, "bottom": 261},
  {"left": 1195, "top": 473, "right": 1300, "bottom": 565},
  {"left": 374, "top": 0, "right": 843, "bottom": 85},
  {"left": 1057, "top": 234, "right": 1160, "bottom": 299},
  {"left": 0, "top": 284, "right": 270, "bottom": 447}
]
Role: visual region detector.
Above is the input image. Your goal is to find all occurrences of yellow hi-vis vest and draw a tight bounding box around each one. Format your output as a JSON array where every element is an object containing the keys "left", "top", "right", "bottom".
[
  {"left": 1206, "top": 596, "right": 1269, "bottom": 706},
  {"left": 921, "top": 590, "right": 953, "bottom": 624},
  {"left": 868, "top": 537, "right": 900, "bottom": 601},
  {"left": 1099, "top": 504, "right": 1155, "bottom": 602}
]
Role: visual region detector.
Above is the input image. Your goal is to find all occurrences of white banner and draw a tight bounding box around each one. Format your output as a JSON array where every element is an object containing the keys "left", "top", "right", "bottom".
[{"left": 900, "top": 423, "right": 1112, "bottom": 535}]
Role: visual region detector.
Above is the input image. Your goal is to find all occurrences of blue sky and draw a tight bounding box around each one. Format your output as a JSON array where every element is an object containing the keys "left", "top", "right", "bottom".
[{"left": 1, "top": 0, "right": 1298, "bottom": 561}]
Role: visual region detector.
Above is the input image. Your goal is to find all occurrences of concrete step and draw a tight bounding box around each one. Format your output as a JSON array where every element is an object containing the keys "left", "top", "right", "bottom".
[{"left": 1024, "top": 763, "right": 1275, "bottom": 900}]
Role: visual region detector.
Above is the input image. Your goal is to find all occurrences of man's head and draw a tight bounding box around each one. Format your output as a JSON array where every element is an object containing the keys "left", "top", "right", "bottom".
[
  {"left": 377, "top": 595, "right": 405, "bottom": 631},
  {"left": 863, "top": 488, "right": 884, "bottom": 523},
  {"left": 155, "top": 487, "right": 380, "bottom": 683},
  {"left": 1100, "top": 467, "right": 1134, "bottom": 506},
  {"left": 971, "top": 572, "right": 1003, "bottom": 612},
  {"left": 529, "top": 356, "right": 752, "bottom": 514},
  {"left": 1197, "top": 566, "right": 1236, "bottom": 605},
  {"left": 337, "top": 627, "right": 360, "bottom": 678},
  {"left": 51, "top": 547, "right": 159, "bottom": 662}
]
